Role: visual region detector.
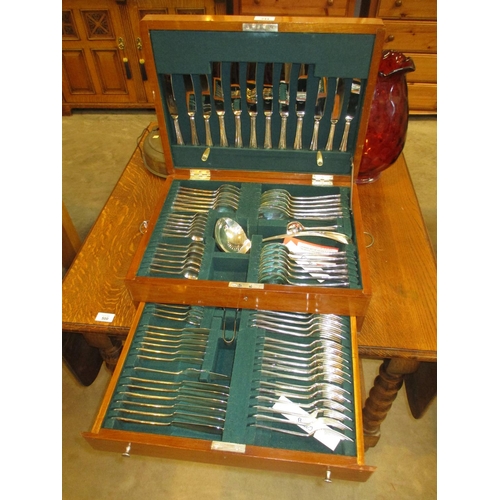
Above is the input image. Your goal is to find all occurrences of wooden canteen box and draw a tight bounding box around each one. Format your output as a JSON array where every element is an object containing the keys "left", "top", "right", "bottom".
[{"left": 84, "top": 15, "right": 386, "bottom": 481}]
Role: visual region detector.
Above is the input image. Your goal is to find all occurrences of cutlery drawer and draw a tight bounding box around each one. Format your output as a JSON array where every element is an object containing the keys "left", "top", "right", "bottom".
[
  {"left": 125, "top": 177, "right": 371, "bottom": 319},
  {"left": 83, "top": 302, "right": 375, "bottom": 481}
]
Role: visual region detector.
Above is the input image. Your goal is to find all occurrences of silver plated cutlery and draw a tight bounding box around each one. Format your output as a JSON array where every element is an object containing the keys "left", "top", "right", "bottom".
[
  {"left": 212, "top": 62, "right": 229, "bottom": 147},
  {"left": 199, "top": 74, "right": 213, "bottom": 147},
  {"left": 340, "top": 78, "right": 361, "bottom": 152},
  {"left": 310, "top": 76, "right": 327, "bottom": 151},
  {"left": 165, "top": 74, "right": 184, "bottom": 145},
  {"left": 325, "top": 78, "right": 344, "bottom": 151}
]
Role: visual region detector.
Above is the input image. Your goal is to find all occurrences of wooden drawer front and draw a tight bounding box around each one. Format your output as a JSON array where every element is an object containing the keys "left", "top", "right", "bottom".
[
  {"left": 408, "top": 82, "right": 437, "bottom": 113},
  {"left": 238, "top": 0, "right": 352, "bottom": 17},
  {"left": 377, "top": 0, "right": 436, "bottom": 20},
  {"left": 84, "top": 303, "right": 374, "bottom": 480},
  {"left": 406, "top": 53, "right": 436, "bottom": 83},
  {"left": 383, "top": 20, "right": 436, "bottom": 53}
]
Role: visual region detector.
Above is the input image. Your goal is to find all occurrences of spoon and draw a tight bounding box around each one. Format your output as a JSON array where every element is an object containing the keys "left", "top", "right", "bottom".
[
  {"left": 214, "top": 218, "right": 252, "bottom": 254},
  {"left": 286, "top": 221, "right": 339, "bottom": 233}
]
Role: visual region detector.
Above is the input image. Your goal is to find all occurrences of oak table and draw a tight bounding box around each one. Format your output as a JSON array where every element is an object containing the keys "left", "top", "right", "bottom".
[{"left": 62, "top": 125, "right": 436, "bottom": 445}]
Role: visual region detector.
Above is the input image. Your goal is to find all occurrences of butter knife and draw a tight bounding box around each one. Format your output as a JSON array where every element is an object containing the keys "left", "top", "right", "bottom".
[
  {"left": 340, "top": 78, "right": 361, "bottom": 152},
  {"left": 309, "top": 76, "right": 327, "bottom": 151},
  {"left": 246, "top": 62, "right": 258, "bottom": 148},
  {"left": 212, "top": 62, "right": 228, "bottom": 147},
  {"left": 263, "top": 63, "right": 274, "bottom": 149},
  {"left": 293, "top": 64, "right": 307, "bottom": 150},
  {"left": 184, "top": 74, "right": 199, "bottom": 146},
  {"left": 165, "top": 74, "right": 184, "bottom": 145},
  {"left": 230, "top": 62, "right": 243, "bottom": 148},
  {"left": 325, "top": 78, "right": 344, "bottom": 151},
  {"left": 199, "top": 74, "right": 213, "bottom": 147},
  {"left": 278, "top": 63, "right": 291, "bottom": 149}
]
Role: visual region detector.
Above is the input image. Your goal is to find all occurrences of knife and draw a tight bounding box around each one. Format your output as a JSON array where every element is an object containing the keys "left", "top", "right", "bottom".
[
  {"left": 184, "top": 74, "right": 199, "bottom": 146},
  {"left": 230, "top": 62, "right": 243, "bottom": 148},
  {"left": 309, "top": 75, "right": 327, "bottom": 151},
  {"left": 212, "top": 62, "right": 229, "bottom": 147},
  {"left": 165, "top": 74, "right": 184, "bottom": 145},
  {"left": 199, "top": 74, "right": 213, "bottom": 147},
  {"left": 246, "top": 62, "right": 258, "bottom": 148},
  {"left": 278, "top": 63, "right": 291, "bottom": 149},
  {"left": 263, "top": 63, "right": 274, "bottom": 149},
  {"left": 293, "top": 64, "right": 308, "bottom": 150},
  {"left": 339, "top": 78, "right": 361, "bottom": 152},
  {"left": 325, "top": 78, "right": 344, "bottom": 151}
]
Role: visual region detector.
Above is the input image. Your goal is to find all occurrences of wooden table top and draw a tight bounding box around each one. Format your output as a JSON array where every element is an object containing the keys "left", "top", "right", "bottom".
[{"left": 62, "top": 129, "right": 436, "bottom": 362}]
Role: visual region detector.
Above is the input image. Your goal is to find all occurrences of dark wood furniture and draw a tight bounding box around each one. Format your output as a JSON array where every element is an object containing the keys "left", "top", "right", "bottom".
[
  {"left": 62, "top": 124, "right": 436, "bottom": 445},
  {"left": 62, "top": 0, "right": 228, "bottom": 115}
]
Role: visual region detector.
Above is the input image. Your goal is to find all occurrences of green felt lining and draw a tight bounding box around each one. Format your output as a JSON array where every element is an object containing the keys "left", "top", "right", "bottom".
[
  {"left": 149, "top": 29, "right": 375, "bottom": 173},
  {"left": 102, "top": 304, "right": 357, "bottom": 457},
  {"left": 137, "top": 180, "right": 361, "bottom": 289}
]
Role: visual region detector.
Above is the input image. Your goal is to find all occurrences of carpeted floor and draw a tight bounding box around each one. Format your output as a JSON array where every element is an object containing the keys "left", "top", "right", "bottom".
[{"left": 62, "top": 111, "right": 437, "bottom": 499}]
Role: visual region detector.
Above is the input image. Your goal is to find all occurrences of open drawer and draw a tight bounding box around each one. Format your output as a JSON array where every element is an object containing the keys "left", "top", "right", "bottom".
[{"left": 84, "top": 302, "right": 375, "bottom": 481}]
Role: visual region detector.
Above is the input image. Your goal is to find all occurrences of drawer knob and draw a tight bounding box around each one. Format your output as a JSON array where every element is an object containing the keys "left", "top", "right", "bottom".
[
  {"left": 122, "top": 443, "right": 132, "bottom": 457},
  {"left": 327, "top": 0, "right": 334, "bottom": 5},
  {"left": 387, "top": 34, "right": 395, "bottom": 42},
  {"left": 395, "top": 0, "right": 403, "bottom": 6},
  {"left": 254, "top": 0, "right": 260, "bottom": 4}
]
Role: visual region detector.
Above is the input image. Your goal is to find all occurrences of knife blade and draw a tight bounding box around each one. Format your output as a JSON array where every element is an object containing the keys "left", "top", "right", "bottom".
[
  {"left": 246, "top": 62, "right": 258, "bottom": 148},
  {"left": 278, "top": 63, "right": 291, "bottom": 149},
  {"left": 263, "top": 63, "right": 274, "bottom": 149},
  {"left": 165, "top": 74, "right": 184, "bottom": 145},
  {"left": 325, "top": 78, "right": 344, "bottom": 151},
  {"left": 293, "top": 64, "right": 308, "bottom": 150},
  {"left": 184, "top": 74, "right": 199, "bottom": 146},
  {"left": 199, "top": 74, "right": 213, "bottom": 147},
  {"left": 230, "top": 62, "right": 243, "bottom": 148},
  {"left": 339, "top": 78, "right": 361, "bottom": 152},
  {"left": 309, "top": 75, "right": 327, "bottom": 151},
  {"left": 212, "top": 62, "right": 229, "bottom": 147}
]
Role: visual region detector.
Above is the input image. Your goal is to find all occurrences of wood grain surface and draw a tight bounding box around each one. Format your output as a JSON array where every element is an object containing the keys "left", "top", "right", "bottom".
[
  {"left": 62, "top": 128, "right": 165, "bottom": 336},
  {"left": 357, "top": 154, "right": 436, "bottom": 361}
]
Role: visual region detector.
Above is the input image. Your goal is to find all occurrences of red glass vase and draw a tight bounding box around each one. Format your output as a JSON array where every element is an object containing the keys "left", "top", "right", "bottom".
[{"left": 356, "top": 50, "right": 415, "bottom": 184}]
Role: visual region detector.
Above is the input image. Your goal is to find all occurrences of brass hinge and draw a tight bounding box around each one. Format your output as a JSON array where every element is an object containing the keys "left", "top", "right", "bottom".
[
  {"left": 189, "top": 169, "right": 211, "bottom": 180},
  {"left": 312, "top": 174, "right": 334, "bottom": 186}
]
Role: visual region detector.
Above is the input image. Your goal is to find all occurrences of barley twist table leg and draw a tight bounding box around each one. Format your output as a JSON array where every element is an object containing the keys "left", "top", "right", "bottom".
[{"left": 362, "top": 358, "right": 420, "bottom": 448}]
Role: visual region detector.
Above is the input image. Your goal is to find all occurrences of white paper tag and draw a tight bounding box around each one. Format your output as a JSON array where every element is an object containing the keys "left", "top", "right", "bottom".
[
  {"left": 272, "top": 396, "right": 342, "bottom": 452},
  {"left": 95, "top": 312, "right": 115, "bottom": 323},
  {"left": 254, "top": 16, "right": 275, "bottom": 21}
]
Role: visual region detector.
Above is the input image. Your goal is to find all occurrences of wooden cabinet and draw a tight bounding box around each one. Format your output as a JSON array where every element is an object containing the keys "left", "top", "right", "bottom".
[
  {"left": 235, "top": 0, "right": 357, "bottom": 16},
  {"left": 367, "top": 0, "right": 437, "bottom": 114},
  {"left": 62, "top": 0, "right": 227, "bottom": 115}
]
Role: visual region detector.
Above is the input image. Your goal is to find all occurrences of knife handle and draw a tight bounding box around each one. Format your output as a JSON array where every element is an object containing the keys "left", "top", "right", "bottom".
[
  {"left": 218, "top": 115, "right": 228, "bottom": 147},
  {"left": 204, "top": 118, "right": 213, "bottom": 147},
  {"left": 264, "top": 116, "right": 272, "bottom": 149},
  {"left": 340, "top": 120, "right": 351, "bottom": 152},
  {"left": 235, "top": 114, "right": 243, "bottom": 148},
  {"left": 189, "top": 116, "right": 199, "bottom": 146},
  {"left": 310, "top": 119, "right": 320, "bottom": 151},
  {"left": 249, "top": 115, "right": 257, "bottom": 149},
  {"left": 294, "top": 116, "right": 303, "bottom": 150},
  {"left": 278, "top": 116, "right": 288, "bottom": 149},
  {"left": 325, "top": 121, "right": 337, "bottom": 151},
  {"left": 173, "top": 117, "right": 185, "bottom": 146}
]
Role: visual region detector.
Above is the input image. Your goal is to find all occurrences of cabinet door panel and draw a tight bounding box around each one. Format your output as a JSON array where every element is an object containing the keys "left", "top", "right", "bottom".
[
  {"left": 63, "top": 49, "right": 95, "bottom": 94},
  {"left": 92, "top": 49, "right": 129, "bottom": 94}
]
